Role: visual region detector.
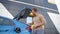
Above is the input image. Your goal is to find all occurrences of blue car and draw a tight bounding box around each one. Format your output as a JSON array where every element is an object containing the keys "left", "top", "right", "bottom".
[
  {"left": 0, "top": 8, "right": 32, "bottom": 34},
  {"left": 0, "top": 16, "right": 32, "bottom": 34}
]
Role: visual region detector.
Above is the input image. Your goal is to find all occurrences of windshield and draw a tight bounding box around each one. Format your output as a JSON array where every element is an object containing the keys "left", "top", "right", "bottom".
[{"left": 0, "top": 17, "right": 15, "bottom": 26}]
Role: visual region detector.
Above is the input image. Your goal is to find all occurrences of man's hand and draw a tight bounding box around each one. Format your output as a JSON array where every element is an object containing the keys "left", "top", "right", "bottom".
[
  {"left": 33, "top": 22, "right": 44, "bottom": 29},
  {"left": 33, "top": 24, "right": 40, "bottom": 29}
]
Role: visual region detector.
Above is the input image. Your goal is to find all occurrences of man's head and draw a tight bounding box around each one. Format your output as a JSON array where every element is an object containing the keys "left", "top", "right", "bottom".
[{"left": 32, "top": 8, "right": 37, "bottom": 15}]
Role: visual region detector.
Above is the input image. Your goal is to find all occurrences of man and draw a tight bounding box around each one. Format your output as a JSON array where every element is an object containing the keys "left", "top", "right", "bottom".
[{"left": 32, "top": 8, "right": 46, "bottom": 34}]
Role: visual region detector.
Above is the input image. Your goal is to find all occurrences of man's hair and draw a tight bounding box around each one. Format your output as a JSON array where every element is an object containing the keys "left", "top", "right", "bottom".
[{"left": 32, "top": 8, "right": 37, "bottom": 12}]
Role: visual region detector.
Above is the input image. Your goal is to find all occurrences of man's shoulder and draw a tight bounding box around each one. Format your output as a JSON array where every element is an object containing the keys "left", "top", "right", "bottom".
[{"left": 37, "top": 13, "right": 43, "bottom": 17}]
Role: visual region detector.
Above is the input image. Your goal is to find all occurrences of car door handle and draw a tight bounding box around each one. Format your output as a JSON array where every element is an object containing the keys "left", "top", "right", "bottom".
[{"left": 0, "top": 29, "right": 9, "bottom": 32}]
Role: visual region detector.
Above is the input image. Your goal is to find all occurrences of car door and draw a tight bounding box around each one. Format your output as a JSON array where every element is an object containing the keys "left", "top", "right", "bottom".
[{"left": 0, "top": 17, "right": 16, "bottom": 34}]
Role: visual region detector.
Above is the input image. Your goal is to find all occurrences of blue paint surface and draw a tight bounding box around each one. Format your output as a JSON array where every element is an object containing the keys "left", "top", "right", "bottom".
[{"left": 0, "top": 16, "right": 32, "bottom": 34}]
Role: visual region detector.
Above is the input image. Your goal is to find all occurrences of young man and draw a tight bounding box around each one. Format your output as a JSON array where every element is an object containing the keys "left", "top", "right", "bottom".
[{"left": 32, "top": 8, "right": 46, "bottom": 34}]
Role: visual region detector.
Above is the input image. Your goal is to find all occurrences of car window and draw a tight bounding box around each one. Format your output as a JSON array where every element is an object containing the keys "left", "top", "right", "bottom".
[{"left": 0, "top": 18, "right": 15, "bottom": 26}]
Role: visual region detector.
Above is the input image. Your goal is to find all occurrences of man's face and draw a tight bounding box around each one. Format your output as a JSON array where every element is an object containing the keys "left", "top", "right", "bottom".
[
  {"left": 29, "top": 10, "right": 37, "bottom": 17},
  {"left": 32, "top": 10, "right": 36, "bottom": 15}
]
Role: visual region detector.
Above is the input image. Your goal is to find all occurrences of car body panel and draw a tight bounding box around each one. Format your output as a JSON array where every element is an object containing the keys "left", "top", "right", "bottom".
[{"left": 0, "top": 16, "right": 32, "bottom": 34}]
